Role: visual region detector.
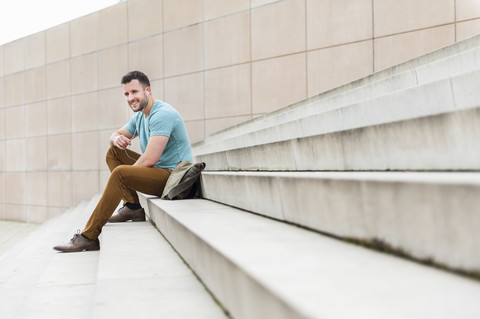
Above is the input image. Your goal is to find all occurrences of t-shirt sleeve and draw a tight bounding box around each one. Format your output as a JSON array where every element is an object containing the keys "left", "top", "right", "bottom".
[
  {"left": 149, "top": 110, "right": 177, "bottom": 137},
  {"left": 125, "top": 115, "right": 137, "bottom": 136}
]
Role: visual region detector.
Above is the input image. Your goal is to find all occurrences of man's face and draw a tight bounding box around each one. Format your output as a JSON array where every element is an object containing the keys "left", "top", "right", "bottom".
[{"left": 123, "top": 79, "right": 149, "bottom": 112}]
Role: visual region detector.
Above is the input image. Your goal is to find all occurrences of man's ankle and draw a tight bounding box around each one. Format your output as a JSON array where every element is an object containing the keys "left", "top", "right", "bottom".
[
  {"left": 125, "top": 202, "right": 142, "bottom": 210},
  {"left": 81, "top": 233, "right": 91, "bottom": 240}
]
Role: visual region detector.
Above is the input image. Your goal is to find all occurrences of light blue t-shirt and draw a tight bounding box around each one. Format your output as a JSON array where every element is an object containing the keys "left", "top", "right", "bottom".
[{"left": 125, "top": 100, "right": 193, "bottom": 170}]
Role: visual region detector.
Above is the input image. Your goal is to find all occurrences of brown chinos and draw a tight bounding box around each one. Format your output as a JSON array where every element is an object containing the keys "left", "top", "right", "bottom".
[{"left": 82, "top": 146, "right": 171, "bottom": 239}]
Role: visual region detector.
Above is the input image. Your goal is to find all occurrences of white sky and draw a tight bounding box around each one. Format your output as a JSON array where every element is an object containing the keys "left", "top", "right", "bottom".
[{"left": 0, "top": 0, "right": 119, "bottom": 45}]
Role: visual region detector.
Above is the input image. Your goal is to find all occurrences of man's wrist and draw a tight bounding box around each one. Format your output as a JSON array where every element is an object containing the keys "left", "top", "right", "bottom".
[{"left": 111, "top": 134, "right": 119, "bottom": 146}]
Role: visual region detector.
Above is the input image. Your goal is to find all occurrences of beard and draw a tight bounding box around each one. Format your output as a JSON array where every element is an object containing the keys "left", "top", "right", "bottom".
[{"left": 129, "top": 93, "right": 149, "bottom": 112}]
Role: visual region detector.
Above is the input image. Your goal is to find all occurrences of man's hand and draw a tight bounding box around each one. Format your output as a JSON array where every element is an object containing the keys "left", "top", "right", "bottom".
[
  {"left": 110, "top": 126, "right": 134, "bottom": 150},
  {"left": 113, "top": 135, "right": 132, "bottom": 150}
]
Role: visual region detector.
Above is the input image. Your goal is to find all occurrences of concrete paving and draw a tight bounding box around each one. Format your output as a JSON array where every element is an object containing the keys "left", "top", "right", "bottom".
[{"left": 140, "top": 195, "right": 480, "bottom": 319}]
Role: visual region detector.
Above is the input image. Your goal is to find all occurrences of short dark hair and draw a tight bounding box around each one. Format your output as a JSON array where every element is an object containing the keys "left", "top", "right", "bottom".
[{"left": 121, "top": 71, "right": 151, "bottom": 88}]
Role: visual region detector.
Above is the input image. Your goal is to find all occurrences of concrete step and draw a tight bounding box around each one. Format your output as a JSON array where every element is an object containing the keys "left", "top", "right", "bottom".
[
  {"left": 198, "top": 171, "right": 480, "bottom": 275},
  {"left": 1, "top": 194, "right": 227, "bottom": 318},
  {"left": 138, "top": 194, "right": 480, "bottom": 319},
  {"left": 0, "top": 201, "right": 90, "bottom": 283},
  {"left": 0, "top": 197, "right": 99, "bottom": 319},
  {"left": 194, "top": 68, "right": 480, "bottom": 167},
  {"left": 93, "top": 221, "right": 227, "bottom": 319},
  {"left": 0, "top": 220, "right": 39, "bottom": 257},
  {"left": 196, "top": 101, "right": 480, "bottom": 171},
  {"left": 0, "top": 207, "right": 75, "bottom": 264},
  {"left": 14, "top": 251, "right": 99, "bottom": 319},
  {"left": 193, "top": 34, "right": 480, "bottom": 150}
]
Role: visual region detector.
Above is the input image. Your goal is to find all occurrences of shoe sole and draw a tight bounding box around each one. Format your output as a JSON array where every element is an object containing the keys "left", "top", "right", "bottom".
[
  {"left": 53, "top": 243, "right": 100, "bottom": 252},
  {"left": 53, "top": 247, "right": 100, "bottom": 253}
]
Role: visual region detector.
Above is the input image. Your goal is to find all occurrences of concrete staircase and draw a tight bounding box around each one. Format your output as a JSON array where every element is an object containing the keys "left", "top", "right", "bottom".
[
  {"left": 2, "top": 34, "right": 480, "bottom": 319},
  {"left": 138, "top": 34, "right": 480, "bottom": 318},
  {"left": 0, "top": 196, "right": 227, "bottom": 319}
]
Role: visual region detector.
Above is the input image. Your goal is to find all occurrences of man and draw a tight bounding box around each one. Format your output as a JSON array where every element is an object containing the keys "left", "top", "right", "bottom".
[{"left": 54, "top": 71, "right": 193, "bottom": 252}]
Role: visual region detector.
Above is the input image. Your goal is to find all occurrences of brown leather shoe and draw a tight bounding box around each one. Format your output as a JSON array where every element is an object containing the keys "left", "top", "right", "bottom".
[
  {"left": 53, "top": 231, "right": 100, "bottom": 252},
  {"left": 108, "top": 205, "right": 146, "bottom": 223}
]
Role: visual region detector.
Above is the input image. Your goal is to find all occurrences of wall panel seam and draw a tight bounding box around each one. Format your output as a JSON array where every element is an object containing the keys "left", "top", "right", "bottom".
[
  {"left": 454, "top": 0, "right": 457, "bottom": 42},
  {"left": 304, "top": 0, "right": 308, "bottom": 97},
  {"left": 372, "top": 0, "right": 376, "bottom": 73},
  {"left": 202, "top": 0, "right": 207, "bottom": 140},
  {"left": 374, "top": 22, "right": 457, "bottom": 40}
]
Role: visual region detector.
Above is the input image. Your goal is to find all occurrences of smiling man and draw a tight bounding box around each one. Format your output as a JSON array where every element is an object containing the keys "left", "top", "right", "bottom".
[{"left": 54, "top": 71, "right": 193, "bottom": 252}]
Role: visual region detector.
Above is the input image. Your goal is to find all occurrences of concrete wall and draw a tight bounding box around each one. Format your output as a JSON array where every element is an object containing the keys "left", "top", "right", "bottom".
[{"left": 1, "top": 0, "right": 480, "bottom": 223}]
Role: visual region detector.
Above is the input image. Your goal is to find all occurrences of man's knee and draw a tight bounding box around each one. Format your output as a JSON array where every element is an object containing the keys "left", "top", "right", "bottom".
[
  {"left": 105, "top": 145, "right": 118, "bottom": 163},
  {"left": 111, "top": 164, "right": 130, "bottom": 177}
]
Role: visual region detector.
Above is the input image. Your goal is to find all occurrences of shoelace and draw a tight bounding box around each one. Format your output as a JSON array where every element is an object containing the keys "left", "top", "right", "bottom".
[{"left": 70, "top": 230, "right": 82, "bottom": 243}]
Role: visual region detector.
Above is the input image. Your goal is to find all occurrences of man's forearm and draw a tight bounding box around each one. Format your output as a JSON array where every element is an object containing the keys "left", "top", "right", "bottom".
[
  {"left": 133, "top": 154, "right": 156, "bottom": 167},
  {"left": 133, "top": 135, "right": 168, "bottom": 168}
]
